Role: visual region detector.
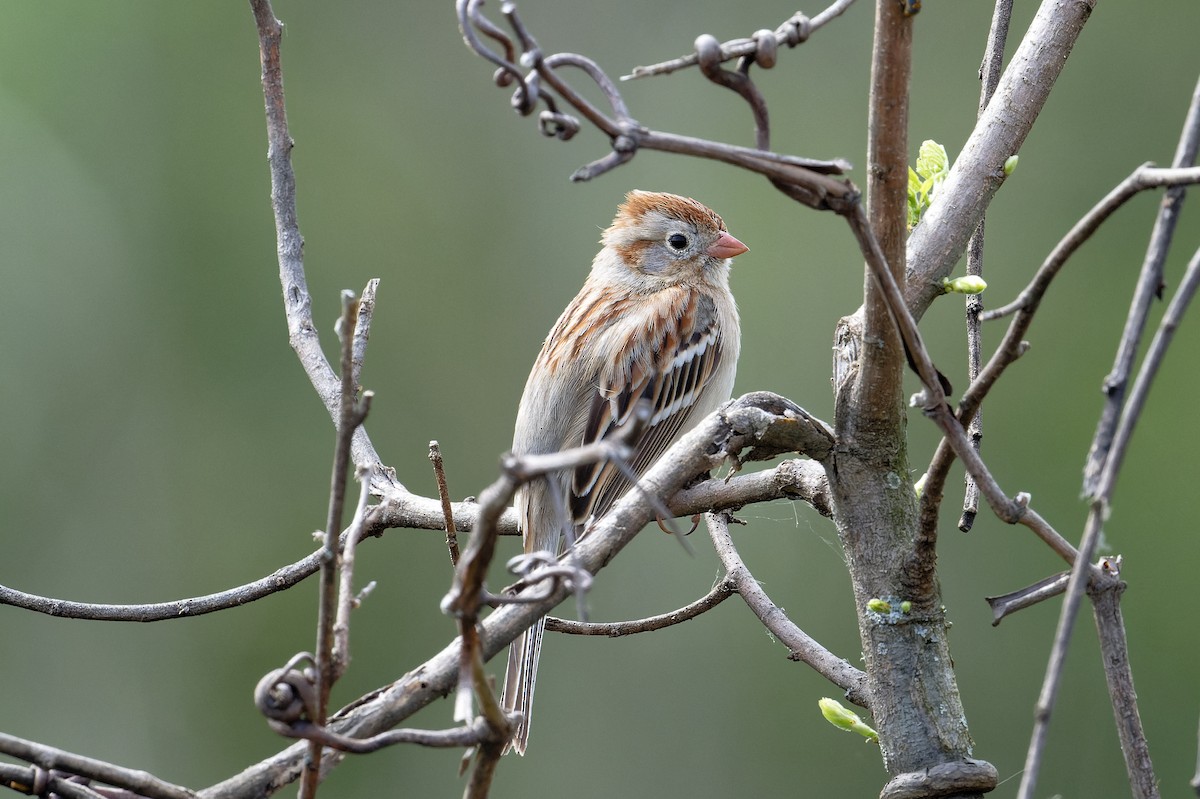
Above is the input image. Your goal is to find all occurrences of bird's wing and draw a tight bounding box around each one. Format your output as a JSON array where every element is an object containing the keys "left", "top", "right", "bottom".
[{"left": 570, "top": 292, "right": 723, "bottom": 524}]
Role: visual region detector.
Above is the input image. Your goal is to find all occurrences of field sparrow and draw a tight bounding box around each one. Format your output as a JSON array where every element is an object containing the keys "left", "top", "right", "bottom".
[{"left": 502, "top": 190, "right": 748, "bottom": 754}]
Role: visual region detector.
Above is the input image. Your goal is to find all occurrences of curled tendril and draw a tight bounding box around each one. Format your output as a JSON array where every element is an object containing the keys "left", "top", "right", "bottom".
[
  {"left": 459, "top": 0, "right": 854, "bottom": 202},
  {"left": 255, "top": 653, "right": 319, "bottom": 724},
  {"left": 512, "top": 70, "right": 540, "bottom": 114},
  {"left": 539, "top": 110, "right": 579, "bottom": 140},
  {"left": 458, "top": 0, "right": 638, "bottom": 168},
  {"left": 504, "top": 552, "right": 595, "bottom": 603},
  {"left": 695, "top": 34, "right": 772, "bottom": 152},
  {"left": 458, "top": 0, "right": 519, "bottom": 82}
]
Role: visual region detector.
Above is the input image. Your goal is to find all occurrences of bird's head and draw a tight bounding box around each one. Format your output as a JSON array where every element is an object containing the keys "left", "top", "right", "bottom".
[{"left": 598, "top": 190, "right": 748, "bottom": 291}]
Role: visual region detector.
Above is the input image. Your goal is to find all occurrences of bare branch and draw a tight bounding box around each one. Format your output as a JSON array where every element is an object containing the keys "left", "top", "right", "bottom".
[
  {"left": 546, "top": 578, "right": 735, "bottom": 636},
  {"left": 428, "top": 441, "right": 461, "bottom": 566},
  {"left": 1090, "top": 573, "right": 1159, "bottom": 799},
  {"left": 461, "top": 733, "right": 506, "bottom": 799},
  {"left": 693, "top": 34, "right": 772, "bottom": 151},
  {"left": 333, "top": 467, "right": 375, "bottom": 678},
  {"left": 0, "top": 548, "right": 329, "bottom": 621},
  {"left": 958, "top": 0, "right": 1013, "bottom": 533},
  {"left": 707, "top": 512, "right": 869, "bottom": 708},
  {"left": 1095, "top": 243, "right": 1200, "bottom": 495},
  {"left": 456, "top": 0, "right": 858, "bottom": 209},
  {"left": 253, "top": 653, "right": 507, "bottom": 758},
  {"left": 918, "top": 165, "right": 1200, "bottom": 571},
  {"left": 986, "top": 571, "right": 1069, "bottom": 626},
  {"left": 1017, "top": 514, "right": 1149, "bottom": 797},
  {"left": 300, "top": 290, "right": 367, "bottom": 799},
  {"left": 0, "top": 451, "right": 832, "bottom": 626},
  {"left": 248, "top": 0, "right": 401, "bottom": 499},
  {"left": 0, "top": 764, "right": 117, "bottom": 799},
  {"left": 1084, "top": 73, "right": 1200, "bottom": 496},
  {"left": 905, "top": 0, "right": 1098, "bottom": 318},
  {"left": 854, "top": 0, "right": 914, "bottom": 422},
  {"left": 673, "top": 458, "right": 832, "bottom": 519},
  {"left": 270, "top": 716, "right": 501, "bottom": 753},
  {"left": 0, "top": 733, "right": 195, "bottom": 799},
  {"left": 349, "top": 278, "right": 378, "bottom": 392},
  {"left": 981, "top": 166, "right": 1200, "bottom": 323},
  {"left": 200, "top": 394, "right": 817, "bottom": 799},
  {"left": 375, "top": 446, "right": 833, "bottom": 537},
  {"left": 622, "top": 2, "right": 857, "bottom": 80},
  {"left": 1017, "top": 241, "right": 1200, "bottom": 798}
]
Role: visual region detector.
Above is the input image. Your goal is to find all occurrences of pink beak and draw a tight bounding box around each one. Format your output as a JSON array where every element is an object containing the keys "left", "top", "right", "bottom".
[{"left": 706, "top": 230, "right": 749, "bottom": 259}]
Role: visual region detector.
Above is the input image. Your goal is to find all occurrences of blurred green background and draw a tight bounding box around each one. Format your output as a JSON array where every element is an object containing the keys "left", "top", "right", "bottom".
[{"left": 2, "top": 2, "right": 1198, "bottom": 797}]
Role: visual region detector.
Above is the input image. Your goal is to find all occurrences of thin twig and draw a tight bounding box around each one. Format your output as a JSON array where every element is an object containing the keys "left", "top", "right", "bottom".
[
  {"left": 1091, "top": 580, "right": 1159, "bottom": 799},
  {"left": 694, "top": 34, "right": 771, "bottom": 152},
  {"left": 0, "top": 766, "right": 115, "bottom": 799},
  {"left": 707, "top": 512, "right": 869, "bottom": 707},
  {"left": 0, "top": 456, "right": 832, "bottom": 624},
  {"left": 1015, "top": 256, "right": 1200, "bottom": 799},
  {"left": 0, "top": 733, "right": 195, "bottom": 799},
  {"left": 463, "top": 735, "right": 506, "bottom": 799},
  {"left": 958, "top": 0, "right": 1013, "bottom": 533},
  {"left": 0, "top": 764, "right": 111, "bottom": 799},
  {"left": 333, "top": 466, "right": 375, "bottom": 679},
  {"left": 982, "top": 166, "right": 1200, "bottom": 322},
  {"left": 458, "top": 0, "right": 858, "bottom": 208},
  {"left": 904, "top": 0, "right": 1098, "bottom": 318},
  {"left": 1015, "top": 510, "right": 1128, "bottom": 799},
  {"left": 1101, "top": 244, "right": 1200, "bottom": 493},
  {"left": 203, "top": 395, "right": 819, "bottom": 799},
  {"left": 0, "top": 559, "right": 324, "bottom": 622},
  {"left": 461, "top": 624, "right": 509, "bottom": 798},
  {"left": 428, "top": 441, "right": 461, "bottom": 566},
  {"left": 350, "top": 278, "right": 379, "bottom": 392},
  {"left": 916, "top": 165, "right": 1200, "bottom": 556},
  {"left": 959, "top": 264, "right": 985, "bottom": 531},
  {"left": 847, "top": 201, "right": 1084, "bottom": 579},
  {"left": 622, "top": 1, "right": 858, "bottom": 80},
  {"left": 985, "top": 571, "right": 1069, "bottom": 625},
  {"left": 270, "top": 716, "right": 500, "bottom": 753},
  {"left": 249, "top": 0, "right": 402, "bottom": 499},
  {"left": 546, "top": 579, "right": 735, "bottom": 636},
  {"left": 301, "top": 291, "right": 365, "bottom": 799},
  {"left": 1030, "top": 247, "right": 1200, "bottom": 799},
  {"left": 1083, "top": 73, "right": 1200, "bottom": 496}
]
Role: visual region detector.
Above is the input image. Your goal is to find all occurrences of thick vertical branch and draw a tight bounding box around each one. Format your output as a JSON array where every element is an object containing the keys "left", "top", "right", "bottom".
[
  {"left": 861, "top": 0, "right": 911, "bottom": 403},
  {"left": 829, "top": 1, "right": 980, "bottom": 788}
]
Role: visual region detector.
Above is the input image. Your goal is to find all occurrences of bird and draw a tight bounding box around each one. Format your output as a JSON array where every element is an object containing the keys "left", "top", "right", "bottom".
[{"left": 502, "top": 190, "right": 748, "bottom": 754}]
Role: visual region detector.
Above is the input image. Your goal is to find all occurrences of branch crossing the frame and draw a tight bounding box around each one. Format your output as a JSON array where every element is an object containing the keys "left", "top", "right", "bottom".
[{"left": 456, "top": 0, "right": 859, "bottom": 211}]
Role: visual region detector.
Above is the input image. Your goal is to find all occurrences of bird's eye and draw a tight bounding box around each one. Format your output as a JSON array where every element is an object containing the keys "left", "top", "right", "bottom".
[{"left": 667, "top": 233, "right": 689, "bottom": 251}]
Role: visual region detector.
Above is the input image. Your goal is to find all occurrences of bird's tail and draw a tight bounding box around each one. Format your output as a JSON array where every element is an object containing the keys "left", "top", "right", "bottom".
[{"left": 501, "top": 614, "right": 546, "bottom": 755}]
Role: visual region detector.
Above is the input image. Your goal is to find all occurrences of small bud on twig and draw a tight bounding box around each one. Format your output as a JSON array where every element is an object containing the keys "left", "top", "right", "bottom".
[
  {"left": 942, "top": 275, "right": 988, "bottom": 295},
  {"left": 819, "top": 697, "right": 879, "bottom": 742}
]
